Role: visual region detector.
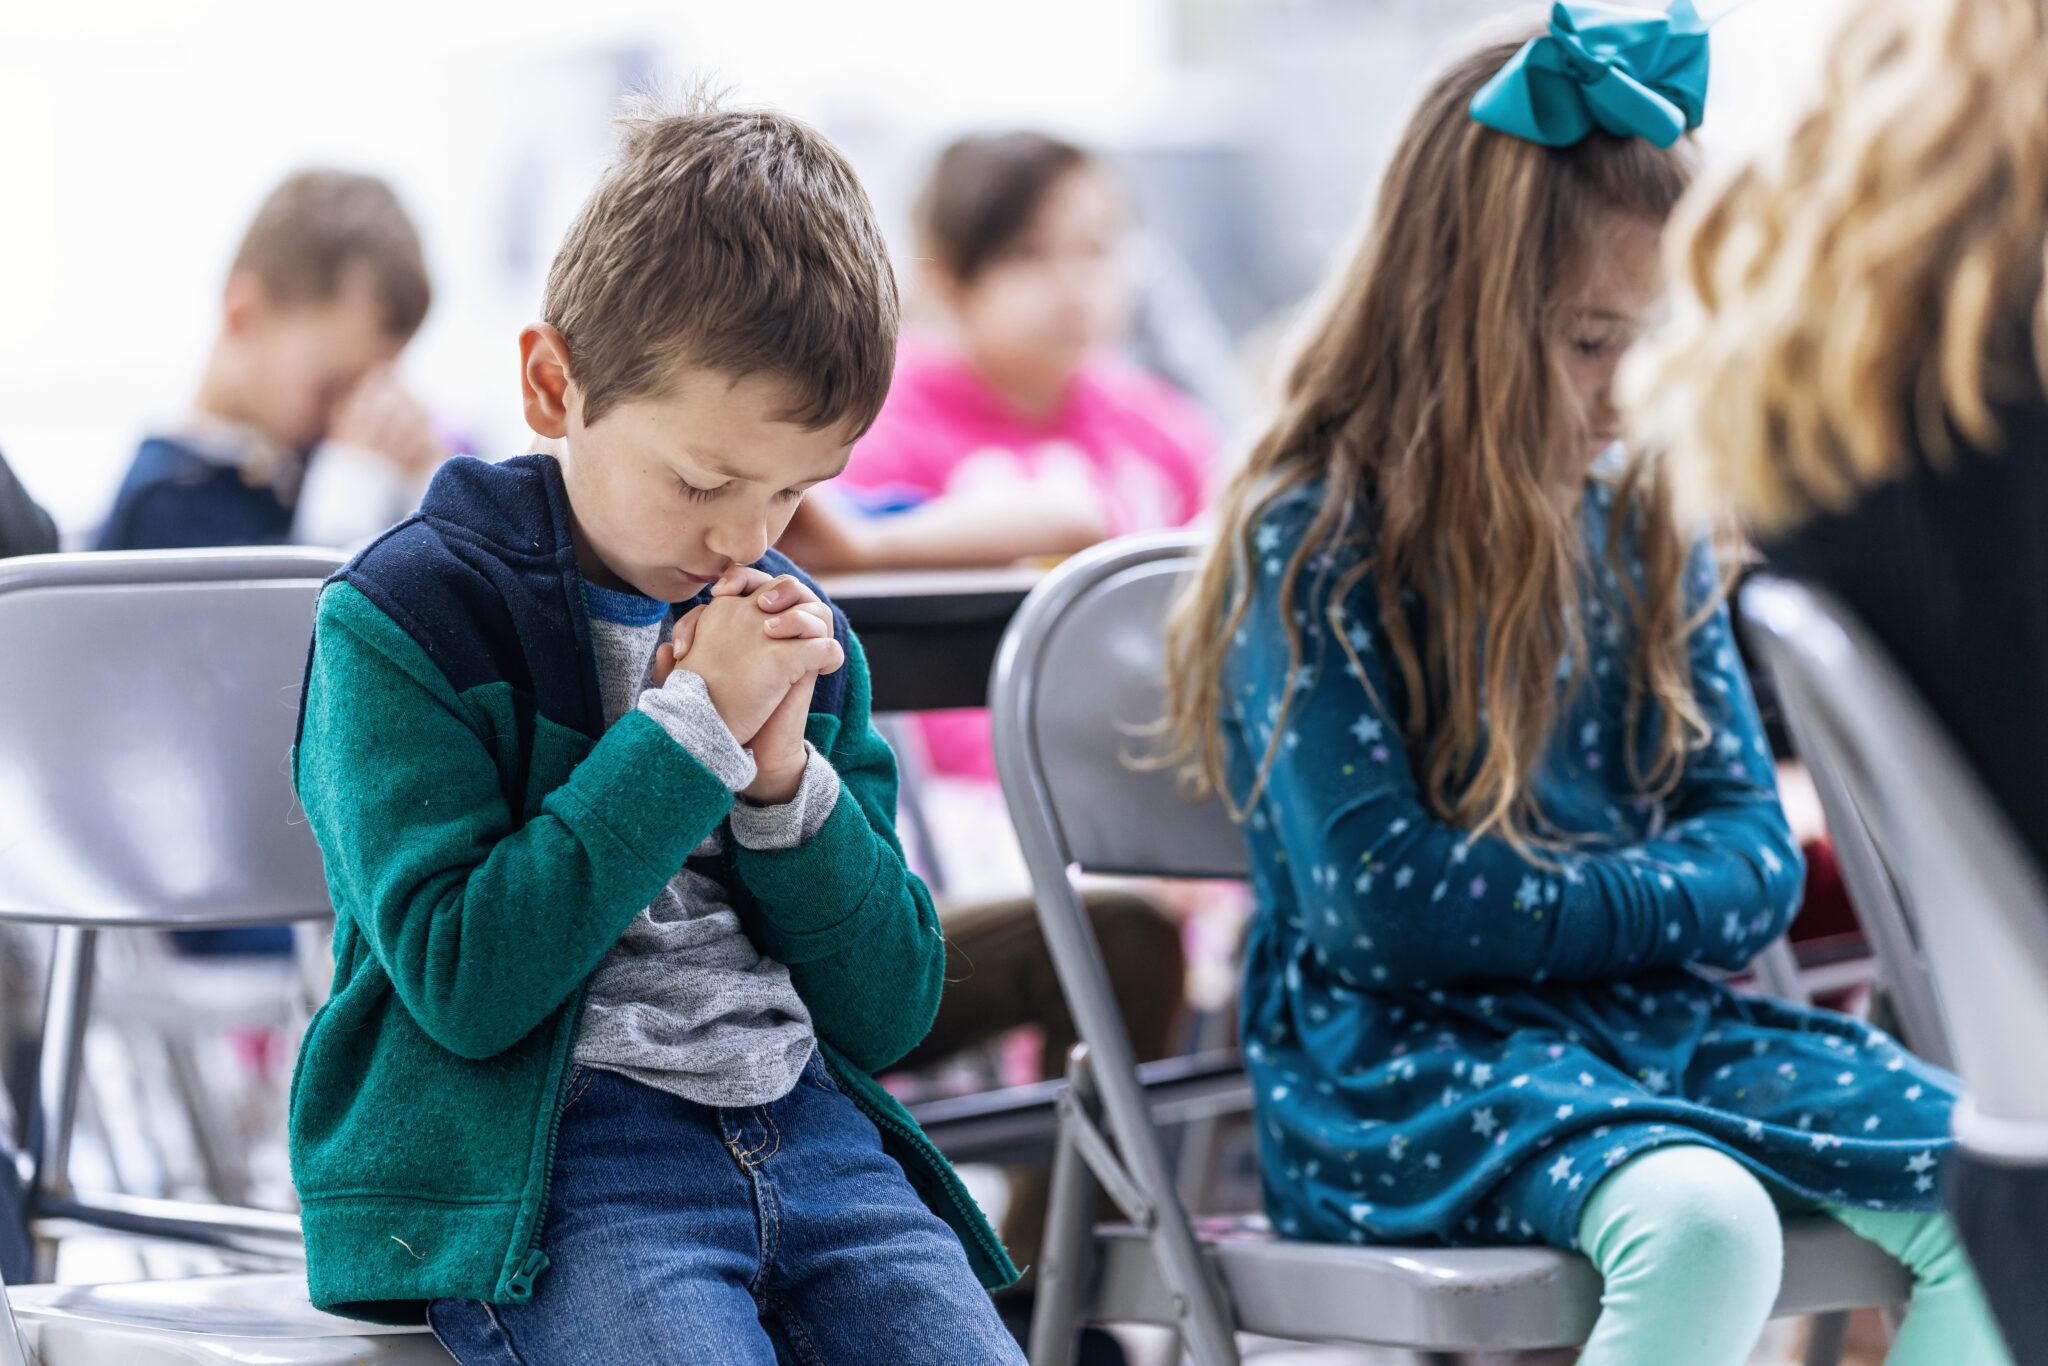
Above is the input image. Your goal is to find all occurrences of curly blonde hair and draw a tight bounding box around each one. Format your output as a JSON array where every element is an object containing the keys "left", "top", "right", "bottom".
[
  {"left": 1161, "top": 31, "right": 1702, "bottom": 853},
  {"left": 1631, "top": 0, "right": 2048, "bottom": 532}
]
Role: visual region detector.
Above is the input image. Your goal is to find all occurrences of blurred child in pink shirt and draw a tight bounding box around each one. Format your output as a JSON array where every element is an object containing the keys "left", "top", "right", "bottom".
[{"left": 782, "top": 131, "right": 1215, "bottom": 780}]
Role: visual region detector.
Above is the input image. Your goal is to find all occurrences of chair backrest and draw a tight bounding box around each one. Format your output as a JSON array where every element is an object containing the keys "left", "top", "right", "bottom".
[
  {"left": 991, "top": 531, "right": 1246, "bottom": 882},
  {"left": 1741, "top": 582, "right": 1955, "bottom": 1067},
  {"left": 0, "top": 549, "right": 345, "bottom": 927},
  {"left": 992, "top": 531, "right": 1249, "bottom": 1363},
  {"left": 1740, "top": 576, "right": 2048, "bottom": 1153}
]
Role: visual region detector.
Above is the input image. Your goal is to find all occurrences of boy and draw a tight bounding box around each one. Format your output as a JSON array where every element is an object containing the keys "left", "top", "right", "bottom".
[
  {"left": 288, "top": 96, "right": 1023, "bottom": 1364},
  {"left": 100, "top": 169, "right": 445, "bottom": 553}
]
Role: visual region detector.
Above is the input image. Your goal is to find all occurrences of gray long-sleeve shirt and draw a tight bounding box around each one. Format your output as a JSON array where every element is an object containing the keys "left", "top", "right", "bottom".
[{"left": 571, "top": 580, "right": 841, "bottom": 1107}]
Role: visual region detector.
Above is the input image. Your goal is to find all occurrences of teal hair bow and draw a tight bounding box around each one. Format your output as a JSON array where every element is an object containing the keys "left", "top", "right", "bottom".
[{"left": 1469, "top": 0, "right": 1711, "bottom": 149}]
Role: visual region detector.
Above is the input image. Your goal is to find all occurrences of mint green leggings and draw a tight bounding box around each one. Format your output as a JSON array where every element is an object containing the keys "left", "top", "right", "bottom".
[{"left": 1575, "top": 1145, "right": 2012, "bottom": 1366}]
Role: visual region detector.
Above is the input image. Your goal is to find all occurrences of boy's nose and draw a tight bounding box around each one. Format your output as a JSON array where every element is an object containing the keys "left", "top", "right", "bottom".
[{"left": 705, "top": 517, "right": 770, "bottom": 569}]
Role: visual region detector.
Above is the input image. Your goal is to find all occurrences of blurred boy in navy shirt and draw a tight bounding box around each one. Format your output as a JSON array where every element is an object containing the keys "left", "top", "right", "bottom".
[{"left": 100, "top": 169, "right": 445, "bottom": 553}]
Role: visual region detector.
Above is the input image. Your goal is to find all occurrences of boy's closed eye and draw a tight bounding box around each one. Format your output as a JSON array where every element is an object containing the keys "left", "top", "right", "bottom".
[{"left": 676, "top": 471, "right": 828, "bottom": 505}]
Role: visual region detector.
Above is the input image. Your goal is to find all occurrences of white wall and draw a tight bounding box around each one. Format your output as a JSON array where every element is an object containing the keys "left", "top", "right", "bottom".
[{"left": 0, "top": 0, "right": 1850, "bottom": 540}]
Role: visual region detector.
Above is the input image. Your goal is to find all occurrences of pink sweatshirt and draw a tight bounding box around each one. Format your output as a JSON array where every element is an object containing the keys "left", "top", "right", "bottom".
[{"left": 840, "top": 333, "right": 1215, "bottom": 779}]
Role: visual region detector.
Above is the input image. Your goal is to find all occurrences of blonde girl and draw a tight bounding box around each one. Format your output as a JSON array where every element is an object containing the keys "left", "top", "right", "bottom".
[{"left": 1638, "top": 0, "right": 2048, "bottom": 1354}]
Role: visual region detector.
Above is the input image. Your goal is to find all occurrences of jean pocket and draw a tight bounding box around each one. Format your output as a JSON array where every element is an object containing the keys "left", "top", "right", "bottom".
[
  {"left": 556, "top": 1064, "right": 596, "bottom": 1120},
  {"left": 801, "top": 1051, "right": 840, "bottom": 1094}
]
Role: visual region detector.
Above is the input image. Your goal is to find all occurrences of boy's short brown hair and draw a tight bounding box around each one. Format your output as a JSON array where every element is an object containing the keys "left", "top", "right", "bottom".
[
  {"left": 543, "top": 93, "right": 900, "bottom": 435},
  {"left": 232, "top": 169, "right": 431, "bottom": 339}
]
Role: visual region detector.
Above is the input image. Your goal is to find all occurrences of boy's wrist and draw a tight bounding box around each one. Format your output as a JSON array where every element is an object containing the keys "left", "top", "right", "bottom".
[
  {"left": 636, "top": 669, "right": 758, "bottom": 793},
  {"left": 740, "top": 748, "right": 808, "bottom": 806},
  {"left": 730, "top": 741, "right": 841, "bottom": 851}
]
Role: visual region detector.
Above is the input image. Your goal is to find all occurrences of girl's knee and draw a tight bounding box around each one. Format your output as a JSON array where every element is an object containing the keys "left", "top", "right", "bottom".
[{"left": 1582, "top": 1145, "right": 1784, "bottom": 1289}]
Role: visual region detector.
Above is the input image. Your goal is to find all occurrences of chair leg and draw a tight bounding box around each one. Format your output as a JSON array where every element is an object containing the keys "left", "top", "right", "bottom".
[
  {"left": 1028, "top": 889, "right": 1238, "bottom": 1366},
  {"left": 0, "top": 1263, "right": 31, "bottom": 1366},
  {"left": 1803, "top": 1311, "right": 1849, "bottom": 1366},
  {"left": 1030, "top": 1050, "right": 1103, "bottom": 1366},
  {"left": 33, "top": 926, "right": 96, "bottom": 1209},
  {"left": 160, "top": 1032, "right": 251, "bottom": 1206}
]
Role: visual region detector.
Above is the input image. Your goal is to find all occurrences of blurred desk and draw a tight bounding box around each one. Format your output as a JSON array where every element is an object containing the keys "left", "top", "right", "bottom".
[{"left": 819, "top": 566, "right": 1045, "bottom": 713}]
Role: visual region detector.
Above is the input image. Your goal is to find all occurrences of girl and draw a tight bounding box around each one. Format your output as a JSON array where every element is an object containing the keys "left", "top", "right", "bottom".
[
  {"left": 1162, "top": 11, "right": 2010, "bottom": 1365},
  {"left": 785, "top": 131, "right": 1211, "bottom": 571}
]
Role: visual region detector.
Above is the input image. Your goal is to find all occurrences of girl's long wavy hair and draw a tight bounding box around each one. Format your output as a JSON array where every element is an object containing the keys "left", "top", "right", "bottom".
[
  {"left": 1630, "top": 0, "right": 2048, "bottom": 532},
  {"left": 1161, "top": 32, "right": 1701, "bottom": 852}
]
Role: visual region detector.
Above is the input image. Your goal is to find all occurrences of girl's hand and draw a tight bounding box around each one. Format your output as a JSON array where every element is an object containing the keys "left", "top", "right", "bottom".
[{"left": 773, "top": 496, "right": 876, "bottom": 573}]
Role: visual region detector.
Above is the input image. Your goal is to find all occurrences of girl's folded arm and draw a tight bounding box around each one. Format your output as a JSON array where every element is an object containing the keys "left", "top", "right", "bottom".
[
  {"left": 1572, "top": 596, "right": 1806, "bottom": 972},
  {"left": 1242, "top": 551, "right": 1797, "bottom": 989},
  {"left": 297, "top": 586, "right": 732, "bottom": 1059}
]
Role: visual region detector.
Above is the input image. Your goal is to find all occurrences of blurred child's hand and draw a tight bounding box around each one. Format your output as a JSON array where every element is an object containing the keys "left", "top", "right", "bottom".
[
  {"left": 662, "top": 594, "right": 841, "bottom": 769},
  {"left": 329, "top": 367, "right": 448, "bottom": 478},
  {"left": 773, "top": 496, "right": 875, "bottom": 572}
]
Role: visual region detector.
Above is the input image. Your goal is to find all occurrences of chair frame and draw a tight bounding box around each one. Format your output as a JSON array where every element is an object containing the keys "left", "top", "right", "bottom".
[
  {"left": 991, "top": 532, "right": 1243, "bottom": 1364},
  {"left": 0, "top": 549, "right": 345, "bottom": 1272},
  {"left": 1739, "top": 577, "right": 2048, "bottom": 1155},
  {"left": 993, "top": 536, "right": 1915, "bottom": 1366}
]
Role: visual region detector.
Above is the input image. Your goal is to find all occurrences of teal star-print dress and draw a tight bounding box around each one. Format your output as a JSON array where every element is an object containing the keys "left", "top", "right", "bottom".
[{"left": 1224, "top": 479, "right": 1960, "bottom": 1253}]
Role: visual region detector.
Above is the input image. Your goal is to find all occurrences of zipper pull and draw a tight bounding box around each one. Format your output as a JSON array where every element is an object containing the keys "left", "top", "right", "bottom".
[{"left": 506, "top": 1248, "right": 549, "bottom": 1299}]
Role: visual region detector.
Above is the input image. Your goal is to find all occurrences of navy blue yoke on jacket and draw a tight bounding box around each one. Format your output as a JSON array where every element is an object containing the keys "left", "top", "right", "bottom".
[{"left": 305, "top": 451, "right": 851, "bottom": 748}]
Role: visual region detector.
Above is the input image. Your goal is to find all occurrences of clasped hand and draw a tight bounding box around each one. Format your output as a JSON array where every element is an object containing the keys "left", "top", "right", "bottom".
[{"left": 650, "top": 567, "right": 843, "bottom": 806}]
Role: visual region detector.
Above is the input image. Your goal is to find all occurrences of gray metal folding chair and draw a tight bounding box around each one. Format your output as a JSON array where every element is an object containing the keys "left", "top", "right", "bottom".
[
  {"left": 1741, "top": 575, "right": 2048, "bottom": 1363},
  {"left": 0, "top": 549, "right": 447, "bottom": 1360},
  {"left": 1738, "top": 583, "right": 1954, "bottom": 1070},
  {"left": 0, "top": 1267, "right": 450, "bottom": 1365},
  {"left": 992, "top": 533, "right": 1913, "bottom": 1366}
]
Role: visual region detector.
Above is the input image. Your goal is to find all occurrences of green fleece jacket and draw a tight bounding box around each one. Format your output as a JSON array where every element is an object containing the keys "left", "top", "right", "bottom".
[{"left": 287, "top": 454, "right": 1016, "bottom": 1321}]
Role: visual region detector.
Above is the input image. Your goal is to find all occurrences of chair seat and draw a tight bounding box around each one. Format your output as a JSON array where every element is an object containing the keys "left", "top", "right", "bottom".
[
  {"left": 1089, "top": 1213, "right": 1910, "bottom": 1351},
  {"left": 8, "top": 1273, "right": 451, "bottom": 1365}
]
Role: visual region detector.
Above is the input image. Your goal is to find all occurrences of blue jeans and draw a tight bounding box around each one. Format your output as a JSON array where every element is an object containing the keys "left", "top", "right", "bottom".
[{"left": 428, "top": 1054, "right": 1024, "bottom": 1365}]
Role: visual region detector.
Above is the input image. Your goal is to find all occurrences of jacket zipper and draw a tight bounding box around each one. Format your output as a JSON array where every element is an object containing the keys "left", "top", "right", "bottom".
[
  {"left": 501, "top": 994, "right": 586, "bottom": 1302},
  {"left": 826, "top": 1056, "right": 1014, "bottom": 1278}
]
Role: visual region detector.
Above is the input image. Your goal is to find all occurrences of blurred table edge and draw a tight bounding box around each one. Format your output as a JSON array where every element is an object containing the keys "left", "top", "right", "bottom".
[{"left": 815, "top": 565, "right": 1046, "bottom": 712}]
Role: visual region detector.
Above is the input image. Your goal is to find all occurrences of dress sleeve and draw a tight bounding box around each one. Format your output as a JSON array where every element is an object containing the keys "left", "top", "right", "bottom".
[
  {"left": 1230, "top": 510, "right": 1804, "bottom": 994},
  {"left": 1569, "top": 549, "right": 1807, "bottom": 968}
]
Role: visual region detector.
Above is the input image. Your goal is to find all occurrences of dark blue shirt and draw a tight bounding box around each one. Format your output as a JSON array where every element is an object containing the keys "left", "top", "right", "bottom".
[{"left": 98, "top": 436, "right": 295, "bottom": 551}]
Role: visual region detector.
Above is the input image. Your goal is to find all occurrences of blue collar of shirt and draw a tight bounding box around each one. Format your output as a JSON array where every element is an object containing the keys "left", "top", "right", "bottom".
[{"left": 579, "top": 576, "right": 668, "bottom": 627}]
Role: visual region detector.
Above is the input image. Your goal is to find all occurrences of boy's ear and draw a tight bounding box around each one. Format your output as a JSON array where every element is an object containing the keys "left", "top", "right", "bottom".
[
  {"left": 221, "top": 269, "right": 268, "bottom": 336},
  {"left": 520, "top": 323, "right": 575, "bottom": 440}
]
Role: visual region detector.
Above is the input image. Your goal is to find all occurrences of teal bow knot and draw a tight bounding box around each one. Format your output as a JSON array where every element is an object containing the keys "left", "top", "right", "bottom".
[{"left": 1470, "top": 0, "right": 1711, "bottom": 149}]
